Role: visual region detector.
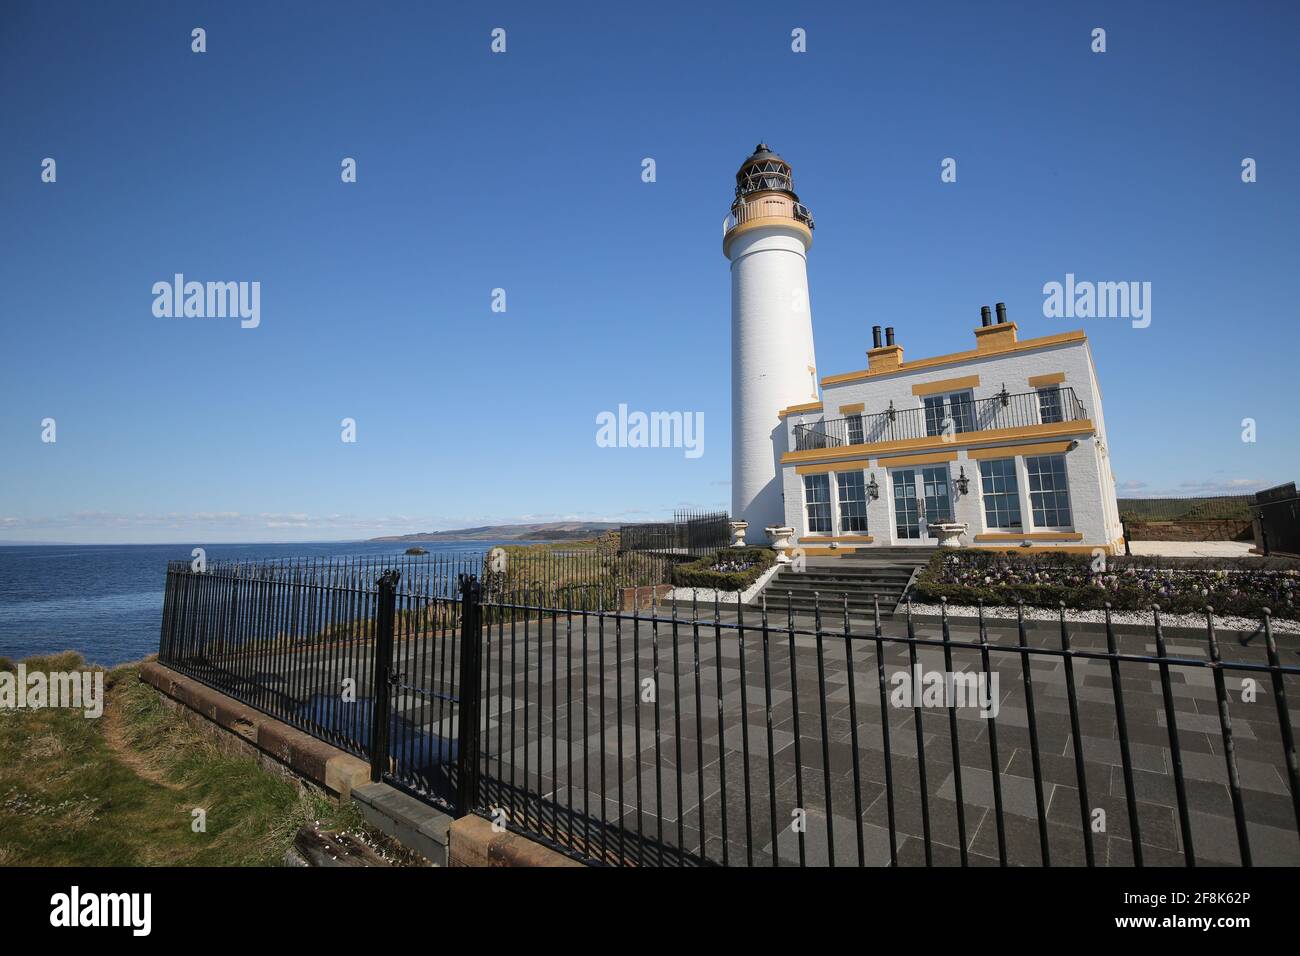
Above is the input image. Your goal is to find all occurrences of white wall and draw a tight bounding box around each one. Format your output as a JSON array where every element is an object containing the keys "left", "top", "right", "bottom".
[
  {"left": 730, "top": 226, "right": 819, "bottom": 538},
  {"left": 779, "top": 335, "right": 1123, "bottom": 549}
]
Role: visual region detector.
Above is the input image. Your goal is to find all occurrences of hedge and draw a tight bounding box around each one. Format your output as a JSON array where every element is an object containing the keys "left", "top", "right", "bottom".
[
  {"left": 913, "top": 550, "right": 1300, "bottom": 621},
  {"left": 669, "top": 547, "right": 778, "bottom": 591}
]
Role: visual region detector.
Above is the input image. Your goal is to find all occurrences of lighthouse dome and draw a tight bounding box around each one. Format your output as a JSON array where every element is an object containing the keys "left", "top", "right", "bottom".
[{"left": 735, "top": 143, "right": 798, "bottom": 199}]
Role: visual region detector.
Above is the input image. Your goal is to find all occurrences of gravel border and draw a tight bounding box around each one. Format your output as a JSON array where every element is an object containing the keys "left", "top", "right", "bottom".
[
  {"left": 907, "top": 601, "right": 1300, "bottom": 635},
  {"left": 666, "top": 563, "right": 782, "bottom": 606}
]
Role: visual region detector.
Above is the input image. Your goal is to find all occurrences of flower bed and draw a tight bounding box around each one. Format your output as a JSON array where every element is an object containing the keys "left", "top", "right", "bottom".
[
  {"left": 669, "top": 547, "right": 777, "bottom": 591},
  {"left": 913, "top": 551, "right": 1300, "bottom": 621}
]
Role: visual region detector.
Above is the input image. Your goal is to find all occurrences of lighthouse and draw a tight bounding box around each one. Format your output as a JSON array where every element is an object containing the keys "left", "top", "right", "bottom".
[{"left": 724, "top": 144, "right": 819, "bottom": 540}]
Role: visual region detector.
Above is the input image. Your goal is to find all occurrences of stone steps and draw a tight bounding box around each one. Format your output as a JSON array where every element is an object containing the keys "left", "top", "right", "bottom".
[{"left": 758, "top": 548, "right": 937, "bottom": 614}]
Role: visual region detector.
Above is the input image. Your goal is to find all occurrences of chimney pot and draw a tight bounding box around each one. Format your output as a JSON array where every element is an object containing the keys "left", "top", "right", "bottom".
[
  {"left": 980, "top": 306, "right": 992, "bottom": 327},
  {"left": 995, "top": 302, "right": 1008, "bottom": 324},
  {"left": 885, "top": 326, "right": 896, "bottom": 347},
  {"left": 871, "top": 325, "right": 883, "bottom": 349}
]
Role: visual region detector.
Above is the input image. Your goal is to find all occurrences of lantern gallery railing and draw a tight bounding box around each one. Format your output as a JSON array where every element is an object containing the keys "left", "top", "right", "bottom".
[
  {"left": 792, "top": 387, "right": 1088, "bottom": 452},
  {"left": 723, "top": 195, "right": 816, "bottom": 236}
]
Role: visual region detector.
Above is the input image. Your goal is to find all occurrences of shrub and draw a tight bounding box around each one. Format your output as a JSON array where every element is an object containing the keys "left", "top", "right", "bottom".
[
  {"left": 912, "top": 550, "right": 1299, "bottom": 620},
  {"left": 669, "top": 547, "right": 777, "bottom": 591}
]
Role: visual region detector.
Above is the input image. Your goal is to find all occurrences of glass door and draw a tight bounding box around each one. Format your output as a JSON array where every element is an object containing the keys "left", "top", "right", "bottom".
[
  {"left": 921, "top": 465, "right": 953, "bottom": 526},
  {"left": 891, "top": 466, "right": 953, "bottom": 541},
  {"left": 891, "top": 469, "right": 922, "bottom": 540}
]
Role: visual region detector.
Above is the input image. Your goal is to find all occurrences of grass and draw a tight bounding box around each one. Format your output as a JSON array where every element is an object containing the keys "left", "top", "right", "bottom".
[
  {"left": 0, "top": 652, "right": 374, "bottom": 866},
  {"left": 482, "top": 535, "right": 675, "bottom": 609},
  {"left": 1117, "top": 495, "right": 1255, "bottom": 521}
]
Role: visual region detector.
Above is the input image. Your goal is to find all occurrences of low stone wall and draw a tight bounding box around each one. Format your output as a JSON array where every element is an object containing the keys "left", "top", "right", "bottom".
[
  {"left": 140, "top": 662, "right": 586, "bottom": 867},
  {"left": 618, "top": 584, "right": 674, "bottom": 611},
  {"left": 448, "top": 815, "right": 584, "bottom": 867},
  {"left": 1124, "top": 518, "right": 1252, "bottom": 542},
  {"left": 138, "top": 661, "right": 371, "bottom": 800}
]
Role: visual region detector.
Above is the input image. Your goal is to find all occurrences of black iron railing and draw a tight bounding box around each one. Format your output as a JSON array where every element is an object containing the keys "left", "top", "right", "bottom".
[
  {"left": 792, "top": 387, "right": 1087, "bottom": 451},
  {"left": 157, "top": 554, "right": 479, "bottom": 809},
  {"left": 158, "top": 555, "right": 1300, "bottom": 867},
  {"left": 619, "top": 509, "right": 730, "bottom": 559},
  {"left": 460, "top": 593, "right": 1299, "bottom": 867},
  {"left": 156, "top": 549, "right": 673, "bottom": 812}
]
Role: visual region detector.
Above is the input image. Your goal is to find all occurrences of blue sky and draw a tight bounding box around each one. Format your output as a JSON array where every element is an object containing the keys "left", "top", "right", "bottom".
[{"left": 2, "top": 1, "right": 1297, "bottom": 543}]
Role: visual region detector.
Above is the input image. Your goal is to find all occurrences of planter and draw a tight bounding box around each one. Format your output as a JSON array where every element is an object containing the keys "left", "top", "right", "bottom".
[
  {"left": 765, "top": 526, "right": 795, "bottom": 562},
  {"left": 927, "top": 521, "right": 968, "bottom": 548},
  {"left": 729, "top": 521, "right": 749, "bottom": 548}
]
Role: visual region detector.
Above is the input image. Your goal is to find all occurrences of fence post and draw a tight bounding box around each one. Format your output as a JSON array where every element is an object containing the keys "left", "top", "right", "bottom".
[
  {"left": 455, "top": 573, "right": 484, "bottom": 816},
  {"left": 1121, "top": 518, "right": 1132, "bottom": 556},
  {"left": 369, "top": 569, "right": 400, "bottom": 783}
]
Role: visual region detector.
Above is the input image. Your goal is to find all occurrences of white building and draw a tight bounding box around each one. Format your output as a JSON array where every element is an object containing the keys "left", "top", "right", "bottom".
[{"left": 725, "top": 145, "right": 1123, "bottom": 555}]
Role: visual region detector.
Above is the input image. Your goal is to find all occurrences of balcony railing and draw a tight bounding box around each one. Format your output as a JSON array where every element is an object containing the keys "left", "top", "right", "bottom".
[
  {"left": 791, "top": 387, "right": 1087, "bottom": 452},
  {"left": 723, "top": 195, "right": 815, "bottom": 236}
]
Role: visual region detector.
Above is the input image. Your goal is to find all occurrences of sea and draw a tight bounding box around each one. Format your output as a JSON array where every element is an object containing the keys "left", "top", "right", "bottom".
[{"left": 0, "top": 540, "right": 510, "bottom": 667}]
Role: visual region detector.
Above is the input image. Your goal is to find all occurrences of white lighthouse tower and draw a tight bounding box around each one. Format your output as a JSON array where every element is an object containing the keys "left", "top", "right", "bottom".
[{"left": 724, "top": 145, "right": 819, "bottom": 540}]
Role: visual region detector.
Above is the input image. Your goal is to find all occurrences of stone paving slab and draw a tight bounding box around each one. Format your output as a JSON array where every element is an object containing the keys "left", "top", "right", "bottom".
[{"left": 185, "top": 612, "right": 1300, "bottom": 866}]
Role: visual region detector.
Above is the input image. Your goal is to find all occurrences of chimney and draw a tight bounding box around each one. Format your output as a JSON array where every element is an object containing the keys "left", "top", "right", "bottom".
[
  {"left": 974, "top": 300, "right": 1018, "bottom": 352},
  {"left": 867, "top": 324, "right": 904, "bottom": 373}
]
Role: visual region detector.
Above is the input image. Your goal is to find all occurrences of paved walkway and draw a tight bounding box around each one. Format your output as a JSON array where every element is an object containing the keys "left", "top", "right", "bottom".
[
  {"left": 448, "top": 613, "right": 1300, "bottom": 866},
  {"left": 187, "top": 609, "right": 1300, "bottom": 867}
]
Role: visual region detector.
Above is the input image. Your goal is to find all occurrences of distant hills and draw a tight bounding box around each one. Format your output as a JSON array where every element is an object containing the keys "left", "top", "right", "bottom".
[{"left": 370, "top": 521, "right": 619, "bottom": 543}]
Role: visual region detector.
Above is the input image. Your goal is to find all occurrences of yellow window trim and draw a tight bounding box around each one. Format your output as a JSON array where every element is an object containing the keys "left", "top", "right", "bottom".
[
  {"left": 777, "top": 400, "right": 823, "bottom": 419},
  {"left": 970, "top": 543, "right": 1113, "bottom": 554},
  {"left": 911, "top": 374, "right": 980, "bottom": 397},
  {"left": 820, "top": 330, "right": 1087, "bottom": 386},
  {"left": 838, "top": 402, "right": 865, "bottom": 414},
  {"left": 796, "top": 461, "right": 863, "bottom": 475},
  {"left": 966, "top": 439, "right": 1075, "bottom": 461},
  {"left": 973, "top": 532, "right": 1084, "bottom": 542},
  {"left": 797, "top": 535, "right": 874, "bottom": 544},
  {"left": 877, "top": 450, "right": 959, "bottom": 468},
  {"left": 1028, "top": 372, "right": 1066, "bottom": 388}
]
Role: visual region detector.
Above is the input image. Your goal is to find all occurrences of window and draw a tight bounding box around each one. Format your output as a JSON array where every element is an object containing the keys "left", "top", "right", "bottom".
[
  {"left": 804, "top": 474, "right": 832, "bottom": 534},
  {"left": 1037, "top": 386, "right": 1064, "bottom": 424},
  {"left": 949, "top": 392, "right": 976, "bottom": 433},
  {"left": 924, "top": 391, "right": 976, "bottom": 437},
  {"left": 846, "top": 413, "right": 864, "bottom": 445},
  {"left": 923, "top": 396, "right": 946, "bottom": 437},
  {"left": 836, "top": 471, "right": 869, "bottom": 532},
  {"left": 979, "top": 458, "right": 1022, "bottom": 529},
  {"left": 921, "top": 466, "right": 953, "bottom": 523},
  {"left": 1025, "top": 455, "right": 1073, "bottom": 528}
]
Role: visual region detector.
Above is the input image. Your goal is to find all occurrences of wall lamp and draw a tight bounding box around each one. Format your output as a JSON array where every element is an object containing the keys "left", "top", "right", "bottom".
[
  {"left": 955, "top": 466, "right": 971, "bottom": 496},
  {"left": 867, "top": 472, "right": 880, "bottom": 500},
  {"left": 998, "top": 383, "right": 1010, "bottom": 408}
]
